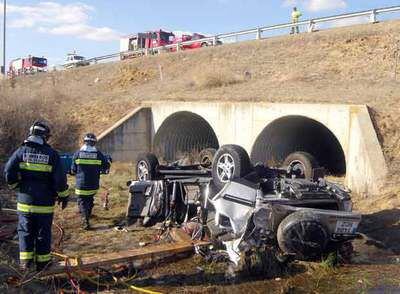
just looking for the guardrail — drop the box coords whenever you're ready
[84,5,400,65]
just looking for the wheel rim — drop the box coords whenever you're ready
[137,161,149,181]
[287,160,306,178]
[216,153,235,183]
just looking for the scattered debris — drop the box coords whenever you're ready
[114,226,128,232]
[40,228,209,277]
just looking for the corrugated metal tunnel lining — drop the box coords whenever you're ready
[153,111,219,162]
[250,115,346,175]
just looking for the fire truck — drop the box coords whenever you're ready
[120,30,211,60]
[8,56,47,77]
[120,30,174,60]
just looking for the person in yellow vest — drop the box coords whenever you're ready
[291,7,302,34]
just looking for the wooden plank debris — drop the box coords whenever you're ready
[41,228,210,276]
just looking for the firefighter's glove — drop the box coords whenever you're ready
[57,196,69,210]
[8,182,19,191]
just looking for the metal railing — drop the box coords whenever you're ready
[83,5,400,65]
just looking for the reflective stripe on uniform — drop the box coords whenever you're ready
[17,203,54,214]
[36,253,51,262]
[75,189,98,196]
[58,189,69,198]
[75,159,102,165]
[8,182,19,189]
[20,251,34,260]
[19,162,52,172]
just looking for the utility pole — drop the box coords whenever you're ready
[2,0,6,77]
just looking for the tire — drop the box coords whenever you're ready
[199,148,217,168]
[277,211,329,261]
[136,153,159,181]
[211,145,252,190]
[283,151,319,180]
[201,42,208,48]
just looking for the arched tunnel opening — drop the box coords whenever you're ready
[250,116,346,176]
[153,111,219,162]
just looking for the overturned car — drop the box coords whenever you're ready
[127,144,361,267]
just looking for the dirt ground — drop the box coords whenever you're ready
[1,164,399,293]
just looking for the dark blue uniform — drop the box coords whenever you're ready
[71,146,110,221]
[4,138,69,266]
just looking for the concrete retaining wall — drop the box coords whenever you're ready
[97,107,153,162]
[346,106,387,195]
[151,102,350,159]
[98,102,387,195]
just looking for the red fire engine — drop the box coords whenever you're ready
[120,30,211,60]
[8,56,48,77]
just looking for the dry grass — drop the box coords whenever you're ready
[110,63,156,89]
[0,87,81,155]
[191,69,245,89]
[2,21,400,163]
[1,19,400,206]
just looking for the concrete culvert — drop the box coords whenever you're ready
[250,115,346,176]
[153,111,219,162]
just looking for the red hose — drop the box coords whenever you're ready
[65,258,80,293]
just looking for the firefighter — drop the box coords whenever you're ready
[71,133,110,230]
[4,121,69,272]
[291,7,302,34]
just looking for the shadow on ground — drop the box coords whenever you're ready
[359,209,400,254]
[133,263,307,288]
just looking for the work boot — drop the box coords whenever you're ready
[83,218,91,230]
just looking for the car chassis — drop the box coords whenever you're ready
[128,146,361,267]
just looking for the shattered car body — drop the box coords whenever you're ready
[209,176,361,264]
[129,145,361,268]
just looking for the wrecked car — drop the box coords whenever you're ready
[127,144,361,268]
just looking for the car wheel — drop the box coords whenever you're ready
[136,153,159,181]
[283,151,319,180]
[277,210,329,261]
[212,145,252,190]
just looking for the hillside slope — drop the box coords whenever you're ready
[1,20,400,181]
